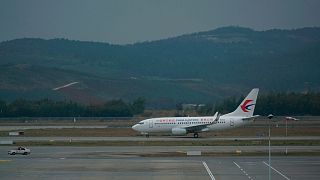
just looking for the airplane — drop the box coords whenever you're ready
[285,116,299,121]
[132,88,259,138]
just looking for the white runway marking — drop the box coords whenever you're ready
[233,162,254,180]
[202,161,216,180]
[263,161,290,180]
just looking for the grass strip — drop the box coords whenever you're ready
[3,140,320,146]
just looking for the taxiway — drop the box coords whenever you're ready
[0,146,319,179]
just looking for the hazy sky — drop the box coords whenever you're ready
[1,0,320,44]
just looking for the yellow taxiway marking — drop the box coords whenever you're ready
[0,160,12,163]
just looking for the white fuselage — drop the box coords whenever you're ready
[132,114,252,134]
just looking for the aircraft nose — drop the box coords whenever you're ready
[132,124,139,131]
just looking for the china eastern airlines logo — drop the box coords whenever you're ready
[241,100,255,112]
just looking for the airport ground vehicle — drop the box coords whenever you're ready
[8,147,31,155]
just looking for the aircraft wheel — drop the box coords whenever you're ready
[193,133,199,138]
[146,134,150,138]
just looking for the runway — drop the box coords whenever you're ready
[0,146,319,179]
[1,146,320,155]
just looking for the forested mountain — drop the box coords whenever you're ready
[1,26,320,108]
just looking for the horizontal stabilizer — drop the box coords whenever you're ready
[242,115,260,121]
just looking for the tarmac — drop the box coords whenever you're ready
[0,146,319,180]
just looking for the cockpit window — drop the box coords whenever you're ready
[138,122,144,125]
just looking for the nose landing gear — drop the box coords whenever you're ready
[193,133,199,138]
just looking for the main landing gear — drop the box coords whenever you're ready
[193,133,199,138]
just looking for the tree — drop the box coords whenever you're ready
[130,97,145,115]
[0,99,7,117]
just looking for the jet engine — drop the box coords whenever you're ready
[171,128,187,135]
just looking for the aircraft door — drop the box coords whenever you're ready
[149,120,153,128]
[230,119,234,127]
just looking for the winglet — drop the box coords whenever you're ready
[214,112,220,122]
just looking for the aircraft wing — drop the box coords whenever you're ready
[184,112,220,133]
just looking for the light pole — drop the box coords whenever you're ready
[267,114,274,180]
[284,116,299,155]
[285,118,288,155]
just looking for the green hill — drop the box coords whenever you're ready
[1,26,320,108]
